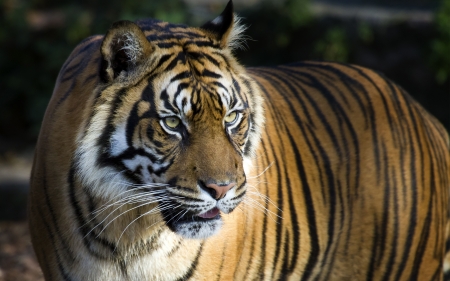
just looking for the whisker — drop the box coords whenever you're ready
[82,193,168,229]
[82,188,184,236]
[240,201,279,223]
[247,162,274,179]
[246,185,282,213]
[114,202,177,250]
[90,187,167,216]
[174,209,189,224]
[91,199,164,239]
[88,188,176,218]
[242,197,282,223]
[142,205,186,231]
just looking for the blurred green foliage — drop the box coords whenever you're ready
[314,27,349,62]
[0,0,448,147]
[431,0,450,84]
[0,0,188,143]
[357,21,374,44]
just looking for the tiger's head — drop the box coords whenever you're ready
[75,1,263,239]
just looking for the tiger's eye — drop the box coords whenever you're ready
[164,116,180,129]
[224,111,238,124]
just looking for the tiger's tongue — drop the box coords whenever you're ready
[198,207,220,219]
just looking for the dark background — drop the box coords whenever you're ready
[0,0,448,151]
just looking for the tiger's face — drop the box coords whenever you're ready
[76,17,262,239]
[156,76,249,238]
[124,63,250,239]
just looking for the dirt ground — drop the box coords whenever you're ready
[0,148,44,280]
[0,221,44,281]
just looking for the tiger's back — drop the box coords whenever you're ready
[28,1,450,280]
[244,62,450,279]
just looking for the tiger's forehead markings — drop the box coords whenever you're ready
[154,61,238,117]
[135,23,246,118]
[138,20,219,50]
[156,74,228,119]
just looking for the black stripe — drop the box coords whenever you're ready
[171,71,191,82]
[68,162,118,258]
[157,54,173,68]
[253,82,284,279]
[56,79,77,106]
[174,82,191,102]
[163,52,186,73]
[242,216,259,280]
[271,104,300,277]
[97,87,127,152]
[258,68,346,278]
[296,63,369,126]
[393,94,420,280]
[293,132,320,281]
[60,61,83,82]
[84,72,98,84]
[259,68,345,167]
[215,242,227,281]
[187,52,220,67]
[381,168,399,281]
[157,42,177,49]
[200,52,221,67]
[304,125,338,275]
[377,142,390,265]
[281,231,291,279]
[42,164,76,263]
[366,142,389,281]
[230,77,241,107]
[269,110,286,279]
[342,65,383,183]
[255,172,269,280]
[292,63,377,184]
[256,70,323,277]
[202,69,221,79]
[230,190,246,201]
[126,100,141,147]
[409,115,440,279]
[175,243,204,281]
[242,140,272,281]
[291,65,362,199]
[59,37,98,75]
[409,189,433,280]
[184,40,219,49]
[367,216,380,281]
[258,68,347,279]
[258,68,317,129]
[38,206,73,281]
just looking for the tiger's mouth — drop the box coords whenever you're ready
[161,206,224,239]
[165,207,221,223]
[197,207,220,219]
[159,181,245,239]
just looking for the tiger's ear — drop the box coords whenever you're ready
[200,0,244,50]
[100,20,152,82]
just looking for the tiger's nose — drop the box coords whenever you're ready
[206,182,235,200]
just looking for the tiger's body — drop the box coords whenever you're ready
[28,1,450,280]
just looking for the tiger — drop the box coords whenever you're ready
[28,0,450,280]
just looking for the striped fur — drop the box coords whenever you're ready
[29,2,450,280]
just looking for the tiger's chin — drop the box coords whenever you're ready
[162,208,224,239]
